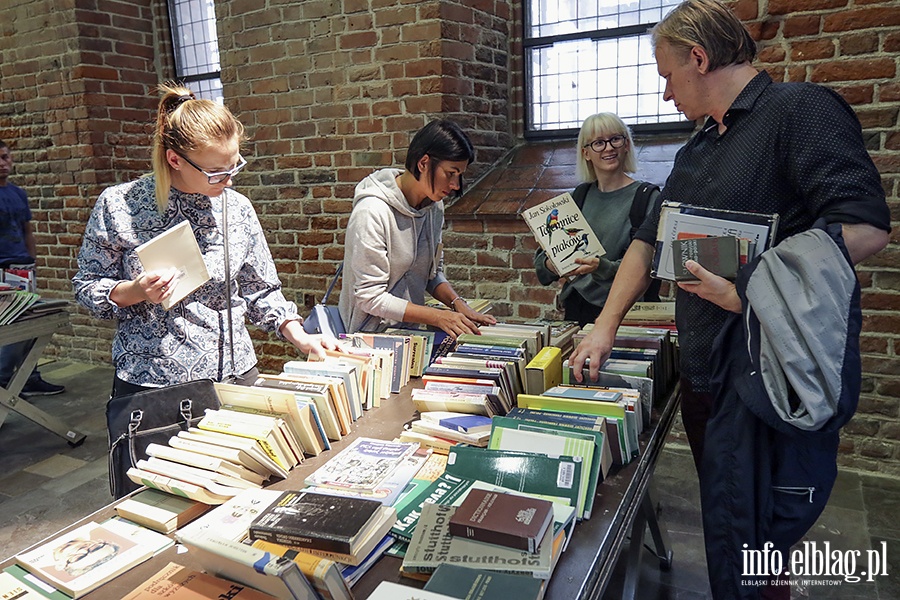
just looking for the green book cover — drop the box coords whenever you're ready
[488,424,594,520]
[390,472,474,542]
[3,565,77,600]
[424,563,544,600]
[490,415,603,520]
[506,407,627,467]
[445,446,581,516]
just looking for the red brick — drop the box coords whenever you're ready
[834,84,874,105]
[768,0,848,15]
[810,58,896,83]
[790,39,835,61]
[824,6,900,32]
[781,15,822,38]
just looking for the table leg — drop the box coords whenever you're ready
[0,331,86,446]
[621,487,674,600]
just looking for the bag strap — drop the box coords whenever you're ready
[322,263,343,304]
[572,182,592,211]
[222,195,237,381]
[629,182,660,239]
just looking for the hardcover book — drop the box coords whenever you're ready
[248,490,397,562]
[435,413,492,434]
[521,192,606,277]
[671,235,740,281]
[402,503,555,579]
[423,563,544,600]
[448,489,553,553]
[445,445,581,516]
[652,202,778,281]
[122,561,278,599]
[14,518,173,599]
[390,472,474,542]
[487,425,593,520]
[2,565,72,600]
[114,488,210,534]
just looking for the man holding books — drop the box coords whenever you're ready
[570,1,890,598]
[0,140,65,397]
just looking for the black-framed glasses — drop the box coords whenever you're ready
[176,152,247,184]
[584,135,627,153]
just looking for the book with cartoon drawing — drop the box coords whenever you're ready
[522,192,606,276]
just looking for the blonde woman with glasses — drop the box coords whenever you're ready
[74,83,336,398]
[534,112,660,326]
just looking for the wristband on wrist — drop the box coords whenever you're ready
[448,296,463,311]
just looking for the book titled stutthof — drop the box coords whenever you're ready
[448,489,553,553]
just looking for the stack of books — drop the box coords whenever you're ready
[0,288,40,325]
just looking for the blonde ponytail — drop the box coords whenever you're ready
[151,82,245,212]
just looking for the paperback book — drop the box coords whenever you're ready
[304,437,419,492]
[14,518,173,599]
[122,561,278,599]
[521,192,606,277]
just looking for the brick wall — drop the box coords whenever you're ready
[0,0,168,365]
[1,1,898,473]
[213,0,514,371]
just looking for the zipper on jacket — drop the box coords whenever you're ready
[773,485,815,503]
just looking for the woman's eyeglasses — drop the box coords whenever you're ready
[584,135,627,153]
[176,152,247,184]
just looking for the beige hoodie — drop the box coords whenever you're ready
[338,168,448,333]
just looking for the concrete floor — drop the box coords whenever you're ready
[2,360,899,599]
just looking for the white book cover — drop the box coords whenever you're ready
[14,518,172,598]
[521,192,606,276]
[134,220,210,310]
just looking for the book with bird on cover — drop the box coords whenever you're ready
[522,192,606,276]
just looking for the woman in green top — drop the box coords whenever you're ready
[534,113,661,326]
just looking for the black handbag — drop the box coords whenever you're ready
[106,379,220,499]
[303,264,346,337]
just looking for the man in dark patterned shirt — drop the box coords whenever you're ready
[571,0,889,597]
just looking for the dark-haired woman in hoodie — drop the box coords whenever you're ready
[339,120,495,337]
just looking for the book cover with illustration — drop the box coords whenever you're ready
[14,518,172,598]
[521,192,606,276]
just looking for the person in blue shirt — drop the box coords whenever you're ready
[0,140,66,396]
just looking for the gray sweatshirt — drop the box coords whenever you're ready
[338,168,448,333]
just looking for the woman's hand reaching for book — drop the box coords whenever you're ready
[281,319,342,359]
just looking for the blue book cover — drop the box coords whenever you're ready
[438,414,492,433]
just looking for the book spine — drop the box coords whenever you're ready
[248,525,353,556]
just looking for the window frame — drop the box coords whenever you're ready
[522,5,694,139]
[166,0,223,103]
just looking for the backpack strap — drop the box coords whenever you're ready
[629,182,660,239]
[572,182,593,211]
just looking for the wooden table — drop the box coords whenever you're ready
[0,311,86,446]
[1,380,680,599]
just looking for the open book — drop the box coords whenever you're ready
[522,192,606,276]
[135,220,210,310]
